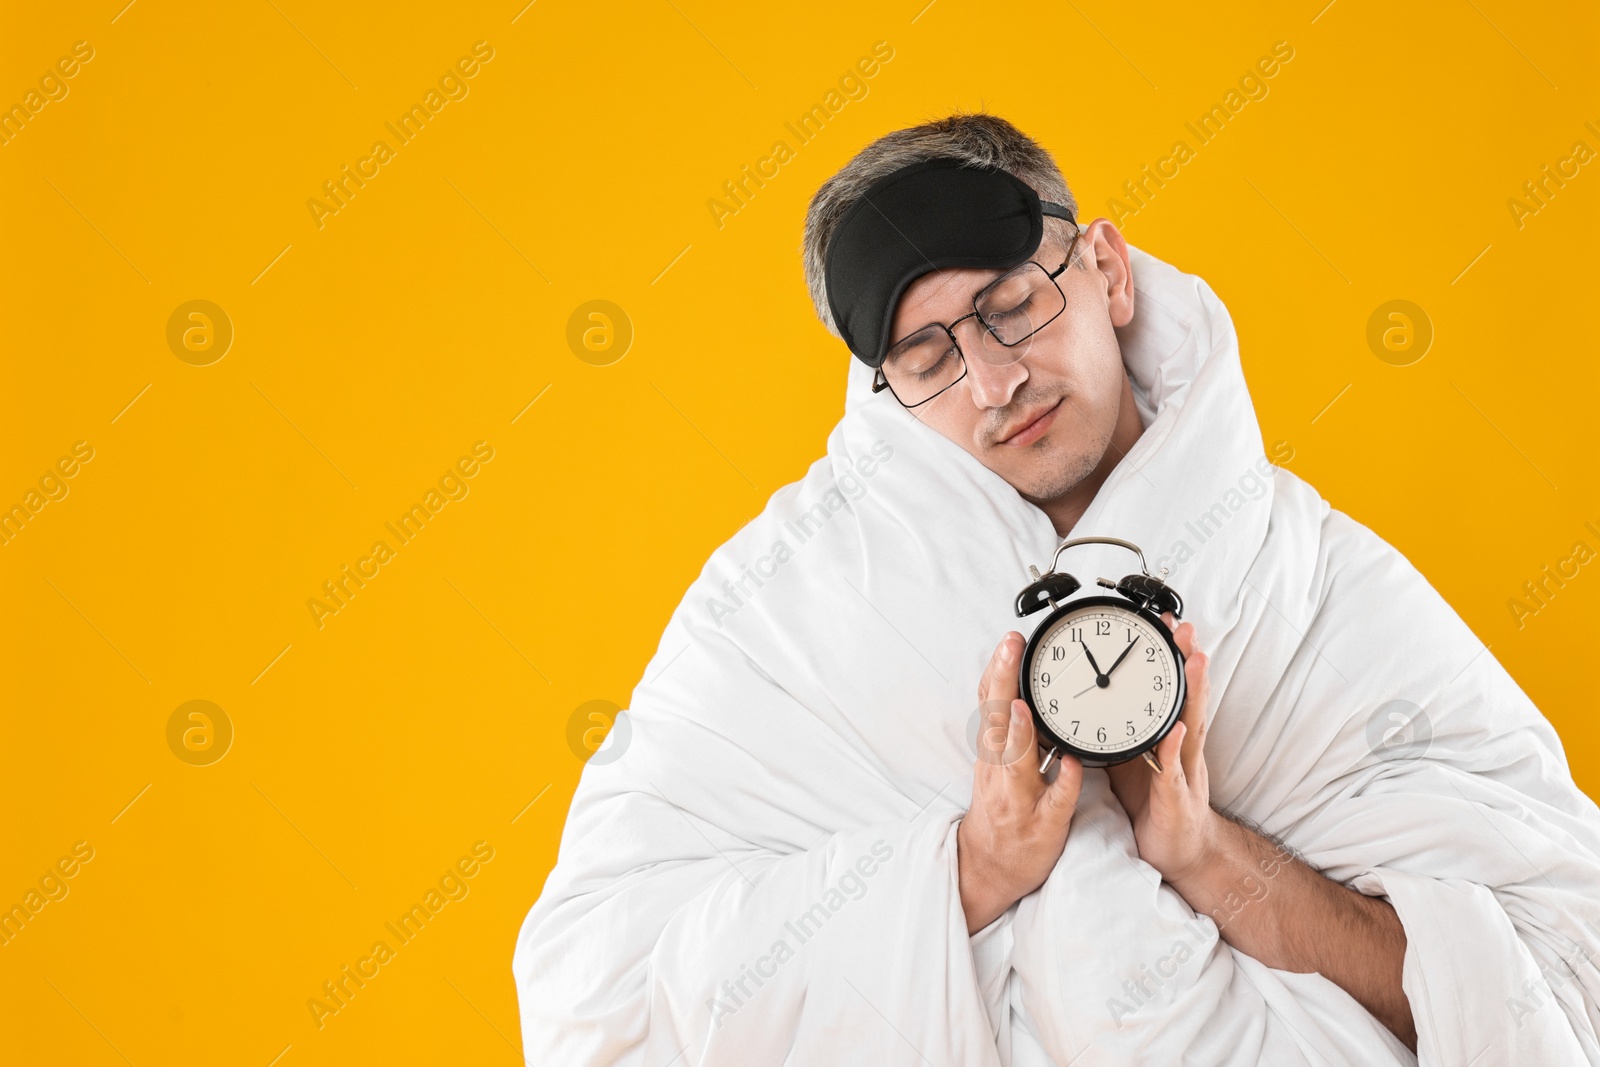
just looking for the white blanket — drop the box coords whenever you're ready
[513,246,1600,1065]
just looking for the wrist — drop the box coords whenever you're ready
[1156,807,1231,890]
[956,820,1013,934]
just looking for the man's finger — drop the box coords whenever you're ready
[1002,698,1041,775]
[1153,721,1188,790]
[996,633,1022,704]
[980,632,1023,703]
[1171,619,1196,658]
[976,634,1023,766]
[1181,651,1210,779]
[977,704,1010,764]
[1044,753,1084,819]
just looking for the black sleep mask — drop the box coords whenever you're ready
[823,157,1077,368]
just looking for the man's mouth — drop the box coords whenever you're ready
[997,398,1063,447]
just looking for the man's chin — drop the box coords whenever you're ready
[996,454,1097,505]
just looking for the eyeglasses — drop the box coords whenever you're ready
[872,225,1082,409]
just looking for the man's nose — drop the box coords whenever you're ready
[959,325,1029,409]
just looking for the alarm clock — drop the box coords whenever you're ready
[1014,536,1186,773]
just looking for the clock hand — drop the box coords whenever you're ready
[1077,638,1106,682]
[1103,636,1141,680]
[1072,681,1098,699]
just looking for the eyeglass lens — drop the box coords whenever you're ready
[881,260,1066,407]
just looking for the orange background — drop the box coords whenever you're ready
[1,1,1596,1063]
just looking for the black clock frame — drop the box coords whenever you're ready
[1016,594,1188,769]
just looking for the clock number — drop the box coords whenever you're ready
[1047,698,1059,714]
[1096,726,1107,743]
[1095,620,1110,636]
[1040,671,1051,687]
[1070,720,1080,736]
[1051,645,1066,661]
[1145,646,1157,662]
[1145,702,1156,717]
[1069,627,1082,642]
[1153,675,1164,691]
[1126,721,1135,736]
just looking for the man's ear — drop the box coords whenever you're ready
[1080,219,1135,328]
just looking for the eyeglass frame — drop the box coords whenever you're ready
[870,221,1084,410]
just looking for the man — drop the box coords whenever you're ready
[808,112,1419,1045]
[516,114,1600,1065]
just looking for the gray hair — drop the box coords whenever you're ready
[801,112,1080,341]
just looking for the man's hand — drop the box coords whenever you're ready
[1106,613,1217,883]
[958,631,1083,934]
[1107,616,1417,1051]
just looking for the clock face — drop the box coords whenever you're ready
[1020,598,1184,763]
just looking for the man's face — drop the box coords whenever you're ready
[885,220,1138,505]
